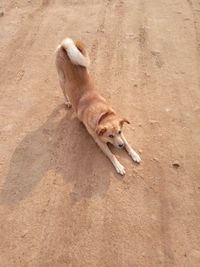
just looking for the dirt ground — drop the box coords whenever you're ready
[0,0,200,266]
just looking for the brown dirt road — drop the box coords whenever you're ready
[1,0,200,266]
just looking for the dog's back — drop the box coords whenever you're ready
[55,38,92,111]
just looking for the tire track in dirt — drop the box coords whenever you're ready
[137,1,200,265]
[136,1,175,264]
[186,0,200,89]
[90,0,128,104]
[89,0,112,68]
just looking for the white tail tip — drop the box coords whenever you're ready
[60,38,90,67]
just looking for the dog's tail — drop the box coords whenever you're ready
[57,38,90,68]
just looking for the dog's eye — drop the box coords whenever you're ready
[109,135,114,138]
[118,130,121,134]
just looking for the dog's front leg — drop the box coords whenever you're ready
[121,133,141,163]
[94,138,125,175]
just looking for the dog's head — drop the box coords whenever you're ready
[95,112,130,148]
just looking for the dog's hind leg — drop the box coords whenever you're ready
[94,138,125,175]
[121,133,141,163]
[58,71,72,108]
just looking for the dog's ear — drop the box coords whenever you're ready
[120,119,130,127]
[96,126,107,136]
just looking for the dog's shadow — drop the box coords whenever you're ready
[0,104,113,205]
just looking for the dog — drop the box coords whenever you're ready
[55,38,141,175]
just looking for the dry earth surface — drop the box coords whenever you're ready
[0,0,200,266]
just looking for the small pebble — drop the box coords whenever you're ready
[97,29,104,33]
[165,107,171,112]
[144,72,150,78]
[172,161,180,168]
[0,11,4,17]
[149,120,159,124]
[126,33,134,38]
[21,230,28,238]
[153,157,159,162]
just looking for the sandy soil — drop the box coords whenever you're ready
[0,0,200,266]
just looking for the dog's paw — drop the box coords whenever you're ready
[115,161,126,175]
[65,101,72,109]
[129,150,141,163]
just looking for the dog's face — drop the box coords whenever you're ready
[96,118,130,148]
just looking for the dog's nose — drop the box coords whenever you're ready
[118,143,124,148]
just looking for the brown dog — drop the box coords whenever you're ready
[55,38,141,175]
